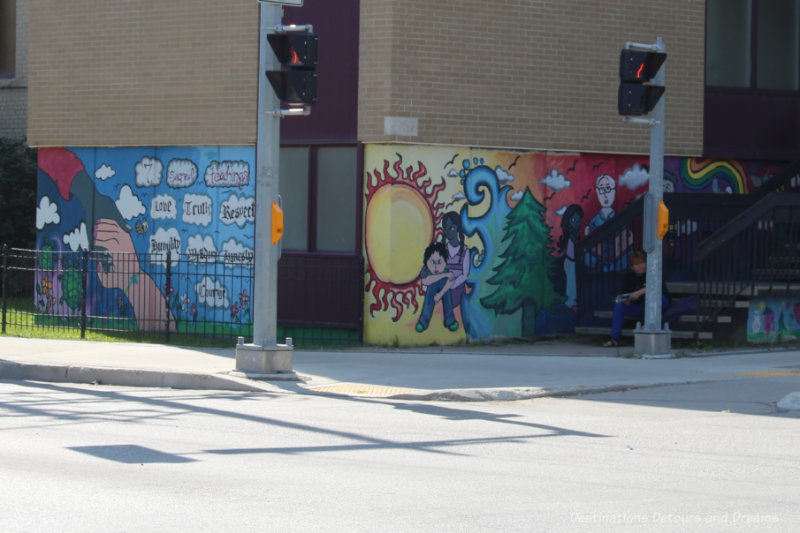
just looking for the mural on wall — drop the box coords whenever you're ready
[362,145,784,346]
[35,146,255,334]
[31,144,783,345]
[748,298,800,343]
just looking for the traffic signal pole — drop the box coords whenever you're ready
[235,2,294,375]
[622,37,672,358]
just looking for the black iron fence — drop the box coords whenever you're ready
[1,245,363,347]
[576,156,800,338]
[695,192,800,332]
[576,192,769,333]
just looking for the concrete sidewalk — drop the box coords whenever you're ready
[1,336,799,402]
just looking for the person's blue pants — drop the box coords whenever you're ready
[610,295,670,340]
[417,278,455,331]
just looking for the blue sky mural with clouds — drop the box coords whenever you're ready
[35,146,256,331]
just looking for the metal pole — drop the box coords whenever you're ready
[635,36,672,357]
[252,1,281,348]
[165,250,172,344]
[235,1,294,375]
[80,249,88,339]
[2,244,7,334]
[644,37,665,332]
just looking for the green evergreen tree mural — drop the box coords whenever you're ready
[480,187,565,336]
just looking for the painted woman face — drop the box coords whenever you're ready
[568,212,582,237]
[443,216,459,243]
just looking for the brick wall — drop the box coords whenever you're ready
[27,0,705,156]
[27,0,258,147]
[358,0,706,157]
[0,88,27,138]
[0,0,29,139]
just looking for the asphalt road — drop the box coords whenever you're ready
[2,377,798,532]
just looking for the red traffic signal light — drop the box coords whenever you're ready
[267,32,317,68]
[620,50,665,83]
[266,31,318,106]
[618,49,666,116]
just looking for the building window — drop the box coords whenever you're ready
[279,147,311,250]
[279,145,359,253]
[756,0,799,89]
[316,147,358,252]
[707,0,800,90]
[0,0,15,78]
[706,0,751,87]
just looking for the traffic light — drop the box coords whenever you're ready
[266,30,318,107]
[618,49,666,116]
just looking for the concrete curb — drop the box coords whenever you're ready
[385,382,700,402]
[3,359,683,402]
[0,360,285,394]
[3,355,798,407]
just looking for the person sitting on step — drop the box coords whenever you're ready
[604,250,671,347]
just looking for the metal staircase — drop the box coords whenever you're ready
[574,158,800,343]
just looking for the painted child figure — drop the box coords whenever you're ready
[415,242,459,333]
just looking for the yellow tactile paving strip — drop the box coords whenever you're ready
[308,382,425,397]
[727,369,800,378]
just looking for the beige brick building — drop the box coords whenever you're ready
[26,0,705,156]
[358,0,705,156]
[27,0,258,147]
[0,0,29,139]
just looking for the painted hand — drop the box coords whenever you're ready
[94,218,140,290]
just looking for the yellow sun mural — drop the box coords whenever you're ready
[365,183,433,285]
[364,153,447,324]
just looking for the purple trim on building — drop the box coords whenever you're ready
[280,0,360,143]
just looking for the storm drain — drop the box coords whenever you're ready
[308,383,425,397]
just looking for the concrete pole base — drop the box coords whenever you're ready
[235,342,294,374]
[634,330,674,359]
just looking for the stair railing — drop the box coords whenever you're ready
[576,157,800,338]
[575,193,752,329]
[695,192,800,334]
